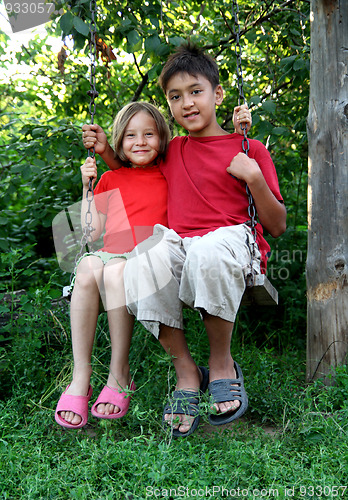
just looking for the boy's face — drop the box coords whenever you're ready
[165,72,224,137]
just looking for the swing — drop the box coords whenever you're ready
[61,0,278,307]
[232,0,278,306]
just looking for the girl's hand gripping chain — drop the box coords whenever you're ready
[81,157,98,188]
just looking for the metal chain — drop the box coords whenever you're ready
[67,0,98,294]
[231,0,245,108]
[87,0,99,131]
[82,0,99,247]
[82,0,98,246]
[232,0,257,287]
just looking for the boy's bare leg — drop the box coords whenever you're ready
[204,314,240,414]
[160,325,202,434]
[59,256,104,426]
[93,259,135,416]
[160,315,238,432]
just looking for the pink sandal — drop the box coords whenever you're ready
[91,381,136,419]
[55,385,93,429]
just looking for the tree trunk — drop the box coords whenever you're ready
[306,0,348,382]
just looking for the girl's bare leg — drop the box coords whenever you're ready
[59,255,104,425]
[93,258,135,416]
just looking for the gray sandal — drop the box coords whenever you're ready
[208,361,248,425]
[163,389,201,438]
[162,366,209,438]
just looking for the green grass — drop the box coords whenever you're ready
[1,288,347,499]
[1,375,347,499]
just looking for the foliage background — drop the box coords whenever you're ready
[1,0,309,343]
[2,2,346,499]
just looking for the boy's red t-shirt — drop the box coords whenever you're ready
[160,134,283,271]
[94,164,168,253]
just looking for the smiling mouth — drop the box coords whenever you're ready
[184,112,199,119]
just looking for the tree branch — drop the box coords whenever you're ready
[208,0,301,52]
[131,72,149,102]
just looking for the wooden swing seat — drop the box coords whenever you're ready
[63,273,278,308]
[240,274,278,306]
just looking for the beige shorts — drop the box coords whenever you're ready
[124,224,261,338]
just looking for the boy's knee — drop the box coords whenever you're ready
[185,239,244,284]
[186,239,221,271]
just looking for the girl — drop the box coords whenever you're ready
[55,102,170,428]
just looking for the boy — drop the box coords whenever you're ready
[83,43,286,437]
[124,42,285,436]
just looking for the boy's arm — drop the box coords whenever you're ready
[82,124,121,171]
[227,152,286,238]
[81,157,107,240]
[233,104,252,135]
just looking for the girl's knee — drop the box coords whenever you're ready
[77,255,104,272]
[75,256,104,288]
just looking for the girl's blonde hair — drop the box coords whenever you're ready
[112,102,171,165]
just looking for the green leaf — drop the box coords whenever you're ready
[280,55,296,66]
[60,12,74,35]
[250,95,261,106]
[71,144,82,157]
[272,127,289,136]
[144,34,161,53]
[139,53,149,66]
[45,151,55,163]
[127,30,141,47]
[57,143,70,157]
[33,159,46,168]
[262,100,276,114]
[32,128,44,138]
[73,17,90,37]
[257,120,273,137]
[22,165,32,181]
[21,302,34,313]
[293,58,306,71]
[148,63,163,80]
[149,17,160,29]
[0,239,9,251]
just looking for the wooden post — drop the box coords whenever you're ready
[306,0,348,382]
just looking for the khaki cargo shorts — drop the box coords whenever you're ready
[124,224,261,338]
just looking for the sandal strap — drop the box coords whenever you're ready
[163,390,200,417]
[209,379,242,404]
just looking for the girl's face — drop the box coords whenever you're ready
[122,111,160,168]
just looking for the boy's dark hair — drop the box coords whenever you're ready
[158,41,220,93]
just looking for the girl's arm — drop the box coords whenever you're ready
[82,124,121,171]
[81,157,107,240]
[227,152,287,238]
